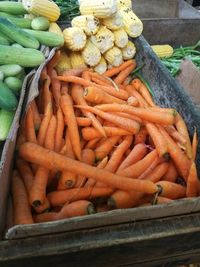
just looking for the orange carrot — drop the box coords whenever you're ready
[63,68,85,77]
[142,162,169,183]
[71,84,106,137]
[85,138,100,149]
[30,100,41,131]
[54,107,65,152]
[127,96,139,107]
[108,190,142,209]
[50,69,61,108]
[110,112,143,124]
[44,115,57,151]
[114,62,136,84]
[154,196,173,205]
[40,66,48,82]
[137,156,164,180]
[164,125,187,145]
[47,50,61,74]
[43,75,52,111]
[192,128,198,161]
[156,181,186,199]
[90,72,113,86]
[103,60,134,77]
[25,106,37,144]
[76,117,92,127]
[95,135,121,160]
[162,160,178,183]
[11,170,33,225]
[82,70,92,80]
[75,105,141,134]
[61,84,69,95]
[34,212,58,223]
[16,159,34,192]
[19,142,159,194]
[186,161,199,198]
[134,126,148,144]
[95,104,176,125]
[125,85,149,108]
[60,94,82,160]
[82,126,131,140]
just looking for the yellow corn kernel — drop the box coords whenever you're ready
[117,0,132,8]
[71,15,100,36]
[104,46,123,67]
[70,52,87,69]
[94,56,107,74]
[113,28,128,48]
[22,0,60,22]
[90,26,114,54]
[55,49,72,75]
[49,22,63,37]
[121,41,136,60]
[101,11,123,30]
[82,40,101,67]
[79,0,117,19]
[119,6,143,38]
[151,45,174,58]
[63,27,87,51]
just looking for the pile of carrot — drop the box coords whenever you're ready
[10,50,199,226]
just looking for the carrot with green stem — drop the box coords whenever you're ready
[104,60,135,77]
[19,142,159,194]
[192,127,198,161]
[25,106,37,144]
[95,135,121,160]
[54,107,65,153]
[156,181,186,199]
[114,62,136,85]
[186,161,199,197]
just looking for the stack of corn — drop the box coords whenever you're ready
[51,0,143,74]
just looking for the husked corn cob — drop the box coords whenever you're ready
[79,0,117,19]
[117,0,132,8]
[151,45,174,59]
[94,56,107,74]
[70,52,87,69]
[122,41,136,60]
[101,11,123,30]
[104,46,123,67]
[82,40,101,67]
[71,15,100,36]
[63,27,87,51]
[49,22,63,37]
[90,26,114,54]
[113,28,128,48]
[22,0,60,22]
[119,6,143,38]
[55,50,72,75]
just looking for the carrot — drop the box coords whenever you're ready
[58,200,96,219]
[158,126,191,180]
[85,138,100,149]
[5,196,14,230]
[54,107,65,152]
[82,70,92,80]
[47,50,61,74]
[37,102,53,146]
[134,126,148,144]
[145,122,168,158]
[156,181,186,199]
[154,196,173,205]
[117,149,158,178]
[186,162,199,198]
[137,156,164,180]
[76,117,92,127]
[110,112,143,124]
[34,212,58,223]
[114,62,136,84]
[50,69,61,108]
[108,190,142,209]
[71,84,106,137]
[103,59,134,77]
[192,127,198,161]
[142,162,169,183]
[44,115,57,151]
[16,159,34,192]
[95,135,121,160]
[83,86,125,105]
[30,100,41,131]
[82,126,131,140]
[43,75,52,111]
[60,94,82,160]
[90,72,113,86]
[164,125,187,145]
[63,68,85,77]
[19,142,159,194]
[125,85,149,108]
[162,160,178,183]
[25,106,37,144]
[175,113,193,160]
[75,105,140,134]
[96,205,111,213]
[95,104,176,125]
[11,170,33,225]
[16,132,26,151]
[40,66,48,82]
[127,96,139,107]
[61,84,69,95]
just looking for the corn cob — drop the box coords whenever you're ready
[151,45,174,59]
[104,46,123,67]
[82,40,101,67]
[49,22,63,37]
[22,0,60,22]
[55,49,72,75]
[121,41,136,60]
[101,11,123,30]
[71,15,100,36]
[94,56,107,74]
[70,52,87,69]
[63,27,87,51]
[119,6,143,38]
[90,26,114,54]
[113,28,128,48]
[117,0,132,8]
[79,0,117,19]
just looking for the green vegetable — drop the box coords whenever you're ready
[54,0,80,21]
[11,43,23,49]
[0,71,4,81]
[0,1,27,15]
[31,17,50,31]
[0,17,39,49]
[0,30,13,44]
[0,64,23,77]
[0,109,15,141]
[0,12,32,28]
[0,35,10,45]
[4,76,23,95]
[0,45,45,67]
[0,81,18,111]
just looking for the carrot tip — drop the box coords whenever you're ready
[163,153,170,160]
[65,180,75,188]
[87,204,96,215]
[32,200,42,207]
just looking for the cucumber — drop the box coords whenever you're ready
[24,29,64,47]
[0,12,32,28]
[0,2,27,16]
[0,11,17,18]
[12,43,23,48]
[4,77,23,95]
[15,68,26,80]
[0,35,10,45]
[0,109,15,141]
[0,64,23,77]
[0,17,40,49]
[31,17,50,31]
[0,71,4,81]
[0,45,45,67]
[0,31,12,44]
[0,81,18,111]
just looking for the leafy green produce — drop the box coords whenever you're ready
[53,0,80,21]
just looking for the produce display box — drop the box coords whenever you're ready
[1,35,200,244]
